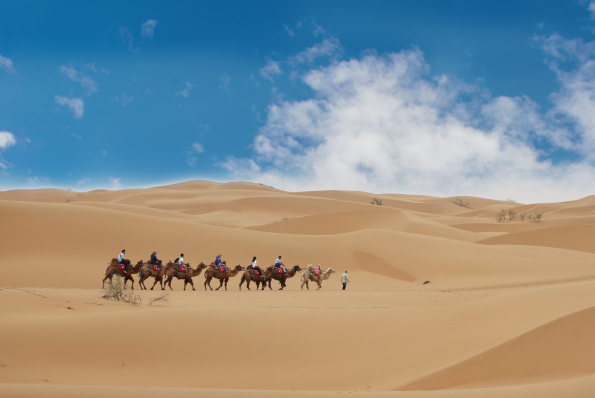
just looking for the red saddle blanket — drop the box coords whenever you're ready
[178,265,187,273]
[152,264,160,272]
[313,268,321,276]
[119,263,126,271]
[216,265,226,272]
[276,267,284,275]
[250,269,261,277]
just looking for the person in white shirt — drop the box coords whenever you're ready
[250,256,264,275]
[117,249,130,265]
[341,270,350,290]
[178,253,189,274]
[275,255,287,274]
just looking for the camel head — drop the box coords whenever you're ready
[329,268,336,273]
[136,260,145,266]
[166,261,175,267]
[292,265,302,272]
[233,265,246,272]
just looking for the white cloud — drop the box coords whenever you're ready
[109,177,123,190]
[111,94,134,105]
[284,24,295,37]
[0,131,16,150]
[312,21,326,37]
[26,176,50,186]
[187,157,197,167]
[176,82,194,97]
[220,73,230,91]
[290,37,342,65]
[101,69,110,75]
[192,142,204,153]
[223,48,595,203]
[141,19,158,39]
[85,63,97,72]
[77,177,91,186]
[0,162,7,170]
[589,1,595,18]
[55,96,84,119]
[0,54,16,74]
[119,27,138,51]
[60,66,98,94]
[260,58,283,82]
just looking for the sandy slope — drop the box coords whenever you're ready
[1,180,595,397]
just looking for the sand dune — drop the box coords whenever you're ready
[2,181,595,397]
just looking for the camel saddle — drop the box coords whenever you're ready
[249,269,261,277]
[119,263,131,271]
[313,268,321,276]
[176,265,187,273]
[215,265,227,273]
[151,264,162,272]
[275,267,286,275]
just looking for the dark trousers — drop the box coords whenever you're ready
[342,282,347,290]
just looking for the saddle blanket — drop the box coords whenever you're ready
[250,269,261,277]
[313,268,321,276]
[176,266,187,273]
[276,267,285,275]
[152,264,161,272]
[216,265,227,272]
[119,263,131,271]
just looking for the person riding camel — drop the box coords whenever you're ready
[178,253,189,275]
[117,249,130,266]
[275,255,287,274]
[215,254,227,272]
[151,251,162,271]
[250,256,264,276]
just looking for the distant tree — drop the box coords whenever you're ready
[371,197,382,205]
[453,197,471,208]
[535,212,543,221]
[519,212,526,221]
[495,211,505,223]
[508,209,517,222]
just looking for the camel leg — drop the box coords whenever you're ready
[216,278,224,291]
[189,278,195,291]
[205,275,213,291]
[225,277,229,291]
[150,276,159,290]
[166,277,173,290]
[129,276,135,290]
[239,275,245,290]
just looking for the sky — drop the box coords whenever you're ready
[1,0,595,202]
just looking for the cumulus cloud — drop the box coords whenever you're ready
[223,47,595,203]
[60,66,98,94]
[109,177,123,190]
[260,58,283,82]
[590,1,595,18]
[0,131,16,150]
[176,82,194,97]
[55,96,84,119]
[26,176,50,186]
[192,142,204,153]
[0,54,16,74]
[290,37,343,65]
[119,27,138,51]
[141,19,158,39]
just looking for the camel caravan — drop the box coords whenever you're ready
[102,250,336,291]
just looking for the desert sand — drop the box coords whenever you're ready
[1,181,595,397]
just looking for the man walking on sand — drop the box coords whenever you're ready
[341,270,350,290]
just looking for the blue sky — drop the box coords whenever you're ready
[1,1,595,202]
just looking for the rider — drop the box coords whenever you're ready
[275,255,287,274]
[215,254,227,272]
[250,256,264,276]
[151,251,162,271]
[117,249,130,266]
[178,253,189,275]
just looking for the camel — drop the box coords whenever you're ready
[239,267,272,290]
[266,265,302,290]
[102,259,145,289]
[139,261,169,290]
[301,267,336,290]
[204,265,245,291]
[163,262,208,290]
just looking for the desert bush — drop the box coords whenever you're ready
[519,212,526,221]
[102,274,141,305]
[506,198,516,202]
[535,212,543,221]
[371,197,382,205]
[508,209,517,222]
[453,197,470,208]
[495,211,505,223]
[149,293,169,306]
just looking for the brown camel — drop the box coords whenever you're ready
[164,262,208,290]
[301,267,336,290]
[102,259,145,289]
[239,267,272,291]
[204,265,245,291]
[139,261,169,290]
[266,265,302,290]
